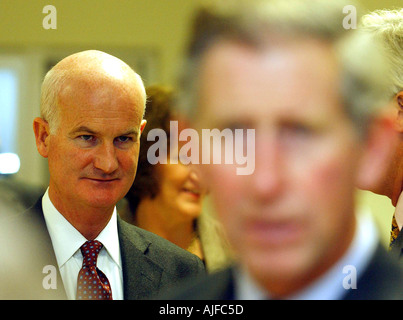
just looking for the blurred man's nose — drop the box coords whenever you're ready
[250,131,283,202]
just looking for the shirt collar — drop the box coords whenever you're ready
[289,208,378,300]
[234,208,379,300]
[42,188,121,269]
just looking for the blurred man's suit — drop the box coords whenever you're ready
[163,244,403,300]
[391,232,403,264]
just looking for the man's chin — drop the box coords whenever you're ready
[83,193,122,210]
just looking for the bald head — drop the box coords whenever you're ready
[40,50,146,133]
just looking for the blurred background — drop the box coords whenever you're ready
[0,0,401,246]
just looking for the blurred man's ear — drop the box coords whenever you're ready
[395,91,403,132]
[356,111,398,191]
[33,117,51,158]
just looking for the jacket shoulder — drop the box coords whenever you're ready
[343,244,403,300]
[158,266,235,300]
[118,217,205,278]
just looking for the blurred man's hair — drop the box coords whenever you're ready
[360,8,403,96]
[178,0,392,136]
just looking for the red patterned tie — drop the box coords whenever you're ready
[77,240,112,300]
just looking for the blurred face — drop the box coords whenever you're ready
[154,151,205,222]
[196,39,362,295]
[43,75,145,212]
[370,93,403,206]
[373,137,403,206]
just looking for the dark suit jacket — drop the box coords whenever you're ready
[1,198,205,299]
[160,244,403,300]
[390,230,403,265]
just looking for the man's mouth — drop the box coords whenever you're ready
[83,177,119,182]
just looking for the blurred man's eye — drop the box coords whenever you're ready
[282,123,313,136]
[278,121,318,148]
[223,121,252,132]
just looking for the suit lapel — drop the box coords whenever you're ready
[24,201,167,299]
[390,229,403,262]
[206,267,235,299]
[117,216,164,299]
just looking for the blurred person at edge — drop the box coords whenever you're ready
[159,0,403,300]
[359,8,403,262]
[6,50,204,299]
[0,191,63,299]
[120,85,233,272]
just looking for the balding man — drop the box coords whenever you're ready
[8,50,204,300]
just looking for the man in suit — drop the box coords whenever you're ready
[3,198,203,300]
[2,50,204,300]
[359,9,403,262]
[162,0,403,299]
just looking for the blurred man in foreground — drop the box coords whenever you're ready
[162,0,403,299]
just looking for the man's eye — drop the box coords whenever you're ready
[75,135,97,147]
[116,136,132,143]
[80,135,94,141]
[115,136,135,146]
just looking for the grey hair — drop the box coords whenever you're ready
[360,8,403,96]
[336,29,392,134]
[177,0,392,136]
[40,67,68,134]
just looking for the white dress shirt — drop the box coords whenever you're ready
[234,209,379,300]
[42,188,124,300]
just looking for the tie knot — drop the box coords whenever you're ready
[80,240,103,267]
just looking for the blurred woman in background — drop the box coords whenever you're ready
[121,85,232,271]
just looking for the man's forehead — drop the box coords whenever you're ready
[53,51,146,109]
[57,72,144,111]
[197,39,341,123]
[59,74,120,99]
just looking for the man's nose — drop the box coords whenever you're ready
[250,132,283,201]
[93,142,119,174]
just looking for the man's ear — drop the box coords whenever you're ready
[138,119,147,141]
[140,119,147,135]
[33,117,51,158]
[395,91,403,132]
[356,112,398,190]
